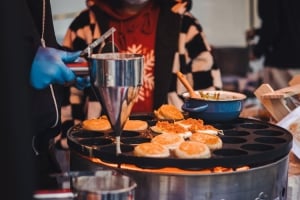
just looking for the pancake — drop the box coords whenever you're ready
[133,142,170,158]
[82,116,112,131]
[154,104,184,120]
[175,118,223,135]
[150,121,192,139]
[195,126,224,135]
[151,133,185,150]
[193,124,223,135]
[124,120,148,131]
[189,132,223,150]
[175,118,204,130]
[174,141,211,159]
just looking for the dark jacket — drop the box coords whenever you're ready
[253,0,300,68]
[2,0,64,197]
[24,0,64,153]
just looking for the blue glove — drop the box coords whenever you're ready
[30,46,81,89]
[75,76,91,90]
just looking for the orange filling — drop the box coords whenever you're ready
[156,121,187,134]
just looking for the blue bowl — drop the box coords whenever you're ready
[181,90,247,122]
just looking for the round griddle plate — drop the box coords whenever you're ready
[67,117,292,170]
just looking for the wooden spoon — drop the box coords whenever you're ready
[176,71,199,98]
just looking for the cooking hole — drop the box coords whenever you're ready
[241,144,274,151]
[255,137,286,144]
[240,123,269,129]
[100,144,134,153]
[147,120,157,127]
[79,138,113,146]
[221,137,247,144]
[212,124,235,130]
[121,137,151,145]
[253,130,284,137]
[109,131,140,137]
[72,131,105,138]
[213,149,248,156]
[234,118,247,123]
[224,130,249,136]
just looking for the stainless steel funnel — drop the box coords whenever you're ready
[89,53,144,154]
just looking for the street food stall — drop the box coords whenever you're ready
[42,26,296,198]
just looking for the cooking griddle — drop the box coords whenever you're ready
[67,117,292,170]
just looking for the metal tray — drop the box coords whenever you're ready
[67,117,292,170]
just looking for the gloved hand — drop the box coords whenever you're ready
[30,46,81,89]
[75,76,91,90]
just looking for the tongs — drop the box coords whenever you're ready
[80,27,116,57]
[67,27,117,75]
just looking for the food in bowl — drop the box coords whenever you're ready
[198,91,221,100]
[191,90,246,101]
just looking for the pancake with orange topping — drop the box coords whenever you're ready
[175,118,204,130]
[189,132,223,150]
[150,121,192,139]
[174,141,211,159]
[175,118,223,135]
[195,124,223,135]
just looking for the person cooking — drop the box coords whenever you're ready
[59,0,222,143]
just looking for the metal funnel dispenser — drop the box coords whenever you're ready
[89,53,144,154]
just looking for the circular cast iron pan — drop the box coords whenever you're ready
[67,117,292,170]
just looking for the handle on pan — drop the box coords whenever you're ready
[182,102,208,113]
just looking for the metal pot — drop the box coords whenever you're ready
[72,170,137,200]
[70,153,289,200]
[89,53,144,88]
[181,90,247,122]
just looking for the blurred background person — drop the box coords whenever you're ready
[59,0,222,149]
[246,0,300,91]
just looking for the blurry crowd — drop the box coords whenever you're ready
[246,0,300,91]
